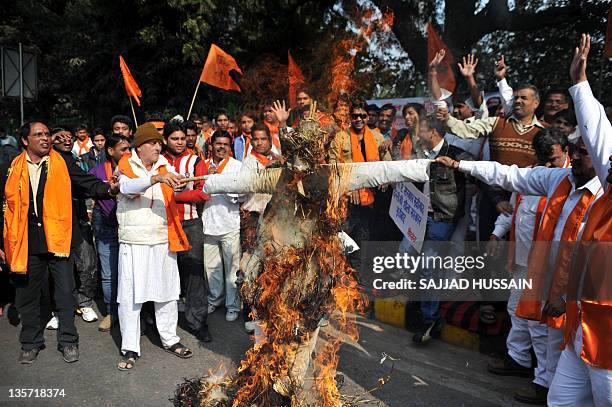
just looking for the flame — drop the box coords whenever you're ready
[328,7,395,115]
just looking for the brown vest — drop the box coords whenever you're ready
[489,117,539,167]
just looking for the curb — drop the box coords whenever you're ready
[374,296,480,351]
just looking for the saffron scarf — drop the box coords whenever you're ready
[76,136,91,156]
[349,126,380,206]
[250,151,270,167]
[117,155,190,252]
[4,150,73,273]
[565,189,612,369]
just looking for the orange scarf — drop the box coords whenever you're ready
[350,126,380,206]
[4,150,72,273]
[565,188,612,369]
[516,176,572,323]
[76,136,91,156]
[206,157,229,174]
[250,151,270,167]
[399,133,413,159]
[264,121,282,150]
[117,155,190,252]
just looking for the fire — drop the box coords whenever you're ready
[328,7,396,110]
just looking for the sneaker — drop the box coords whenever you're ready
[18,346,44,364]
[98,315,113,332]
[80,307,98,322]
[46,314,58,330]
[226,310,239,322]
[513,383,548,405]
[61,345,79,363]
[244,320,257,334]
[412,319,443,344]
[487,355,533,377]
[207,304,217,314]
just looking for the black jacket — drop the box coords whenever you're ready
[28,150,113,255]
[426,141,473,223]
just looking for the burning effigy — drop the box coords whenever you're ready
[175,105,430,407]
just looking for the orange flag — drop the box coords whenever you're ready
[605,6,612,57]
[288,50,305,107]
[199,44,243,92]
[427,23,456,93]
[119,55,142,106]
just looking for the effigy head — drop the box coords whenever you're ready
[280,102,329,172]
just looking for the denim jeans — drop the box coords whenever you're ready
[400,216,457,325]
[92,209,119,316]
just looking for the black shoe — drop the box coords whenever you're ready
[18,345,45,364]
[514,383,548,405]
[487,355,533,377]
[196,327,212,343]
[412,319,443,344]
[61,345,79,363]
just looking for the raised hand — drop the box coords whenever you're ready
[272,100,291,126]
[435,106,450,122]
[494,55,507,81]
[569,33,590,84]
[458,54,478,77]
[429,49,446,70]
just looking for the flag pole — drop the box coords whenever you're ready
[129,97,139,127]
[186,80,201,119]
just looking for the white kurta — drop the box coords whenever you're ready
[116,153,181,304]
[117,242,180,304]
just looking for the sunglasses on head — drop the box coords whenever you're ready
[351,113,368,120]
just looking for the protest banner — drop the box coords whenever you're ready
[389,182,429,252]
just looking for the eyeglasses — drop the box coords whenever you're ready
[351,113,368,120]
[31,131,51,138]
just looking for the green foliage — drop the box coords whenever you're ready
[0,0,609,132]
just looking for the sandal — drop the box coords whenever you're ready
[117,351,138,371]
[164,342,193,359]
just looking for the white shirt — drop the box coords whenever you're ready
[458,161,603,262]
[202,157,242,236]
[492,192,542,267]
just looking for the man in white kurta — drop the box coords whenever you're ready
[436,136,602,389]
[202,131,243,322]
[116,123,191,365]
[487,130,570,403]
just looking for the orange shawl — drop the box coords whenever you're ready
[250,151,270,167]
[565,188,612,369]
[516,176,572,323]
[4,150,72,273]
[117,155,190,252]
[350,126,380,206]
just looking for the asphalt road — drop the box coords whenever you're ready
[0,305,528,406]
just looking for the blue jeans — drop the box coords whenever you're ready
[92,210,119,316]
[400,216,457,325]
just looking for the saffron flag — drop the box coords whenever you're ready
[199,44,243,92]
[427,23,456,93]
[119,55,143,106]
[288,50,305,107]
[605,6,612,57]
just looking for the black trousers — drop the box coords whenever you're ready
[13,253,78,351]
[72,222,97,307]
[178,218,209,332]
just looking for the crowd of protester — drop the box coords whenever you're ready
[0,34,610,406]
